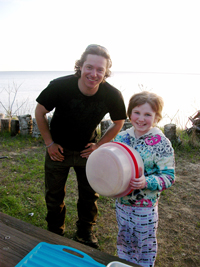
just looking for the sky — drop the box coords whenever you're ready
[0,0,200,74]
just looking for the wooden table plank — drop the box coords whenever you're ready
[0,212,141,267]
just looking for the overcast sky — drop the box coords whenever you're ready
[0,0,200,73]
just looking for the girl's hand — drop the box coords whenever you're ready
[129,167,147,190]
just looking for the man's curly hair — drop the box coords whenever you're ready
[74,44,112,82]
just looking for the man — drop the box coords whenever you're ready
[35,44,126,248]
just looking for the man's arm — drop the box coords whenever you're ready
[97,119,124,146]
[35,103,64,161]
[35,103,52,146]
[80,119,124,158]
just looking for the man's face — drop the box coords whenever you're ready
[80,54,107,91]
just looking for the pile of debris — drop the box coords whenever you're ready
[185,110,200,135]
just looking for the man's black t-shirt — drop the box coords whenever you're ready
[36,75,126,151]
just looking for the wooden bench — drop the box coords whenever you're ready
[0,212,141,267]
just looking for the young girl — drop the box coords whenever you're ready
[114,91,175,267]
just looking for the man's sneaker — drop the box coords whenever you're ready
[74,230,99,248]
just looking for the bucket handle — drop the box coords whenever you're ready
[32,242,104,265]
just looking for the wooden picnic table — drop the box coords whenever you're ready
[0,212,141,267]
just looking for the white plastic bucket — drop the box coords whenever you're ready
[86,142,144,197]
[107,261,132,267]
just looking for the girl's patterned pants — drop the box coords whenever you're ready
[116,201,158,267]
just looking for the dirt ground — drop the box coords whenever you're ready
[96,151,200,267]
[154,153,200,267]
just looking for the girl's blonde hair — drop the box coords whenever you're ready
[127,91,164,124]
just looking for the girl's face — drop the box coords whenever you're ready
[130,102,157,138]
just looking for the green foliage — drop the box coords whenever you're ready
[174,129,200,154]
[0,133,45,227]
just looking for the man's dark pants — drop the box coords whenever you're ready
[44,148,99,235]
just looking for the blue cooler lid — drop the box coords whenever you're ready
[15,242,106,267]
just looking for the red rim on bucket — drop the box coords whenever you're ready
[113,142,139,178]
[110,142,140,197]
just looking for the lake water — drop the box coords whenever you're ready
[0,71,199,129]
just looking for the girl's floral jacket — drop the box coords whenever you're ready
[114,126,175,207]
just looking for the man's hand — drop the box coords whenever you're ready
[80,143,99,159]
[48,143,64,162]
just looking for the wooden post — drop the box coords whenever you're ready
[11,120,19,136]
[121,119,132,131]
[18,114,33,135]
[101,119,112,137]
[1,119,11,132]
[164,124,177,143]
[32,118,40,138]
[100,119,132,137]
[0,113,5,131]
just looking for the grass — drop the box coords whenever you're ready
[1,129,200,266]
[0,134,46,228]
[0,132,118,252]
